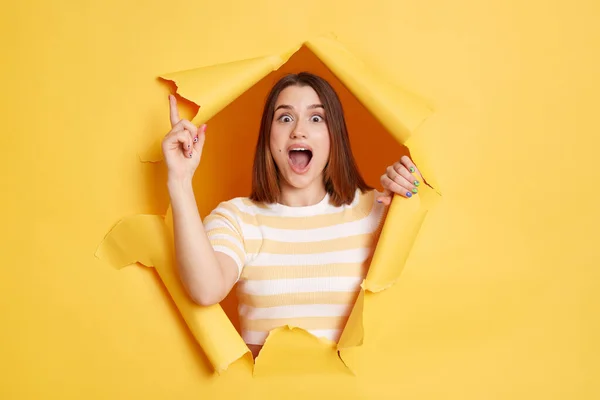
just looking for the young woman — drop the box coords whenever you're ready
[162,72,422,357]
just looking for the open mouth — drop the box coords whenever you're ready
[288,148,313,172]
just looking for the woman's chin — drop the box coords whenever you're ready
[282,176,312,189]
[281,171,321,190]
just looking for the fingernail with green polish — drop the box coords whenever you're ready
[409,167,415,173]
[414,180,420,186]
[412,188,418,194]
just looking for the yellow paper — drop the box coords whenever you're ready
[336,183,438,371]
[253,327,350,377]
[337,290,365,350]
[363,183,439,293]
[96,215,250,373]
[99,34,438,375]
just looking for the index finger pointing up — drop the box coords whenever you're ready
[169,95,180,127]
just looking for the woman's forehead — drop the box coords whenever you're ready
[275,85,322,109]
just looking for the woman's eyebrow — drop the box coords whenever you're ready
[274,104,324,111]
[274,104,293,111]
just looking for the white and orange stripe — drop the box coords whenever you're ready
[203,188,386,345]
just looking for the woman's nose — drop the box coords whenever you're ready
[291,131,306,139]
[290,125,307,139]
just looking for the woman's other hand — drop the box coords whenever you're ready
[377,155,423,205]
[161,95,207,183]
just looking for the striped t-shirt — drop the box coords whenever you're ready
[202,188,387,346]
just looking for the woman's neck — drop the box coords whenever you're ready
[278,182,327,207]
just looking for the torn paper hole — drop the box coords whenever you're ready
[252,326,349,377]
[98,33,440,375]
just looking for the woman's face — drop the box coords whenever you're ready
[269,85,331,192]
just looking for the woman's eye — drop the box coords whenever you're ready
[278,115,292,122]
[311,115,324,122]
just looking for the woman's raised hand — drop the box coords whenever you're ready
[161,95,207,182]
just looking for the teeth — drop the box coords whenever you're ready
[291,148,308,151]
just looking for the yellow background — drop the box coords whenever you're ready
[2,0,599,398]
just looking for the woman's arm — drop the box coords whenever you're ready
[168,178,239,306]
[162,95,238,306]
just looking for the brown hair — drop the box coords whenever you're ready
[249,72,371,206]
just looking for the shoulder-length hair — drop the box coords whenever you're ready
[249,72,371,206]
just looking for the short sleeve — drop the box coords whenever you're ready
[203,201,246,279]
